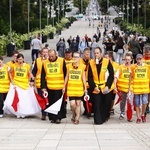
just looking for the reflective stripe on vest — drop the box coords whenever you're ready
[132,64,150,94]
[0,64,10,93]
[35,57,45,88]
[67,63,85,97]
[90,58,109,94]
[44,57,64,90]
[13,63,30,90]
[117,65,131,93]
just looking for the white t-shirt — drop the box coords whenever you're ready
[31,38,41,50]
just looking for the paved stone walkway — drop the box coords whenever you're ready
[1,8,150,150]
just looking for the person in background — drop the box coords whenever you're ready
[69,38,79,54]
[56,37,66,58]
[67,36,73,47]
[90,38,99,59]
[139,38,144,55]
[31,34,42,62]
[128,35,141,64]
[7,50,19,68]
[78,37,88,57]
[115,36,126,64]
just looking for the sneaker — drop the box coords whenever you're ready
[119,114,124,120]
[21,116,25,119]
[17,116,21,119]
[41,115,46,121]
[0,114,4,118]
[136,118,141,124]
[141,115,146,123]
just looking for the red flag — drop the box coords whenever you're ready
[127,98,132,121]
[34,90,46,109]
[115,91,122,105]
[126,91,133,121]
[11,88,19,112]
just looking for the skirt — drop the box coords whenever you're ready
[3,84,41,117]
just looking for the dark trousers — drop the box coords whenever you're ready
[31,49,39,62]
[47,89,66,121]
[0,93,7,114]
[93,91,113,124]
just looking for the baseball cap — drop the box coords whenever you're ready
[136,54,143,59]
[65,48,71,53]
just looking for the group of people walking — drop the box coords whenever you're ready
[0,22,150,125]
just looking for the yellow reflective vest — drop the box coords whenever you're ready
[13,63,30,90]
[131,63,150,94]
[0,64,10,93]
[117,64,131,93]
[80,58,91,88]
[90,58,109,94]
[35,57,46,88]
[109,61,119,92]
[43,57,64,90]
[67,63,86,97]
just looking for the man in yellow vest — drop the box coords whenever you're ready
[88,47,114,124]
[131,54,149,123]
[41,49,66,124]
[64,48,73,64]
[114,52,133,121]
[0,56,10,118]
[142,45,150,114]
[80,47,92,117]
[32,47,49,120]
[63,52,87,124]
[7,50,19,68]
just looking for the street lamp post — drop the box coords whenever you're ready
[39,0,42,30]
[9,0,12,42]
[127,0,129,26]
[28,0,30,34]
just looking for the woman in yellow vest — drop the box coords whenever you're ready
[104,52,119,115]
[63,52,87,124]
[131,54,149,123]
[32,47,49,120]
[3,54,40,118]
[0,56,10,118]
[88,47,114,124]
[114,52,133,121]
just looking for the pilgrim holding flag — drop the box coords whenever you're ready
[3,54,40,118]
[41,50,66,124]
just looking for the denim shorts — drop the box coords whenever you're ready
[134,94,148,106]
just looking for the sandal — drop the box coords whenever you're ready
[71,117,75,122]
[74,120,79,125]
